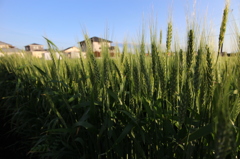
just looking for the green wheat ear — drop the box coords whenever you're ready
[218,0,229,58]
[166,22,172,53]
[178,49,184,88]
[103,56,109,87]
[206,45,213,99]
[186,29,194,72]
[169,59,178,98]
[194,48,202,93]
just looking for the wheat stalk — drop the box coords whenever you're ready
[218,0,229,56]
[186,29,194,72]
[194,49,202,93]
[166,22,172,53]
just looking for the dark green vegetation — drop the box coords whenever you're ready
[1,37,240,159]
[1,3,240,159]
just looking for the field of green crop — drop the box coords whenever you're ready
[1,2,240,159]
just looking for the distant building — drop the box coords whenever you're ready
[42,52,62,60]
[0,41,14,49]
[25,43,47,58]
[0,48,23,56]
[62,46,86,58]
[25,43,44,51]
[0,41,22,56]
[109,46,115,57]
[78,36,115,57]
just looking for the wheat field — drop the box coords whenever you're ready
[0,2,240,159]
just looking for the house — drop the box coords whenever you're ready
[109,46,115,57]
[25,43,44,51]
[78,36,115,57]
[0,41,14,48]
[62,46,86,58]
[0,48,23,56]
[25,43,47,58]
[42,52,62,60]
[24,43,63,60]
[0,41,23,56]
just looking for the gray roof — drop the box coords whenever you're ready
[79,36,112,43]
[0,41,11,45]
[0,41,14,47]
[63,46,74,51]
[0,48,22,53]
[31,43,41,45]
[25,43,42,46]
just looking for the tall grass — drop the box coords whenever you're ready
[218,0,230,57]
[0,1,240,159]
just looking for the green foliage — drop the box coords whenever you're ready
[166,22,173,53]
[0,4,240,158]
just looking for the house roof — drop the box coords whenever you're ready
[25,43,42,47]
[0,41,14,47]
[62,46,79,51]
[79,36,112,44]
[63,46,73,51]
[0,48,22,53]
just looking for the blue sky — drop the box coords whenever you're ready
[0,0,239,51]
